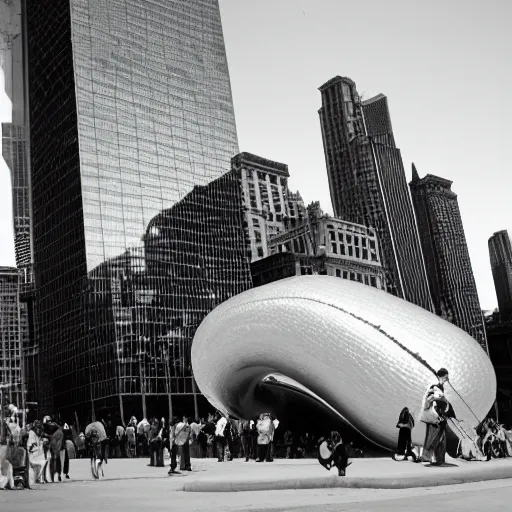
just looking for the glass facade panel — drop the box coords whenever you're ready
[26,0,243,420]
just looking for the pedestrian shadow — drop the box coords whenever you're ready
[424,462,459,468]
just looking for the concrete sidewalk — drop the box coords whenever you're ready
[181,457,512,492]
[59,456,512,492]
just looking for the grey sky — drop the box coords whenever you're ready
[0,0,509,311]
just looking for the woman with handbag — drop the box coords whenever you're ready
[419,368,456,465]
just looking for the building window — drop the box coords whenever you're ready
[269,175,277,184]
[331,242,338,254]
[268,212,274,221]
[346,234,352,244]
[354,236,359,246]
[336,269,341,277]
[362,238,367,247]
[338,232,344,242]
[369,240,376,249]
[252,217,260,227]
[257,171,266,181]
[348,246,353,257]
[342,271,348,279]
[329,231,336,241]
[355,247,360,258]
[364,275,369,285]
[257,247,264,258]
[362,249,368,260]
[357,273,362,283]
[293,239,300,252]
[350,272,355,281]
[276,213,282,222]
[371,252,378,262]
[370,276,377,287]
[340,244,346,255]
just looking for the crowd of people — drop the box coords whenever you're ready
[0,407,367,489]
[3,367,507,490]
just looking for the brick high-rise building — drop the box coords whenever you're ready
[488,230,512,323]
[318,76,432,311]
[409,165,488,352]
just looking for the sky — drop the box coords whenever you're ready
[0,0,510,311]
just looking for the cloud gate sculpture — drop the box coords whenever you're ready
[191,276,496,450]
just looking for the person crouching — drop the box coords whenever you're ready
[317,431,351,476]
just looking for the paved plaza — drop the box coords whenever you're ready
[1,457,512,511]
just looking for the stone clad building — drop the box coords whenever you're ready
[253,204,386,290]
[232,152,306,262]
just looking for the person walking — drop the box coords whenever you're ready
[214,413,228,462]
[42,415,64,483]
[239,419,252,461]
[175,416,192,471]
[393,407,418,462]
[420,368,456,466]
[167,417,179,475]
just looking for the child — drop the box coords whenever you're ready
[394,407,418,462]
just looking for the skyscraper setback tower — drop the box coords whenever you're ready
[488,230,512,323]
[318,76,432,311]
[410,166,488,352]
[23,0,240,417]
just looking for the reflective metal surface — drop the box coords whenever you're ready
[192,275,496,450]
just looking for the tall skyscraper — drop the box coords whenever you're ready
[23,0,240,418]
[410,166,488,352]
[488,230,512,323]
[1,0,38,407]
[318,76,433,311]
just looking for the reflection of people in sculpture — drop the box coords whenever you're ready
[393,407,418,462]
[420,368,456,465]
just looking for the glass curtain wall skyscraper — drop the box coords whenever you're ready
[24,0,240,420]
[318,76,433,312]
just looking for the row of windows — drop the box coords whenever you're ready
[330,242,378,262]
[328,229,376,249]
[334,268,380,288]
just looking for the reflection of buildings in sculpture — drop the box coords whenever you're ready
[409,167,487,352]
[254,208,386,290]
[232,152,306,262]
[24,0,239,415]
[488,230,512,323]
[318,77,432,311]
[85,170,252,420]
[1,0,37,406]
[0,266,28,410]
